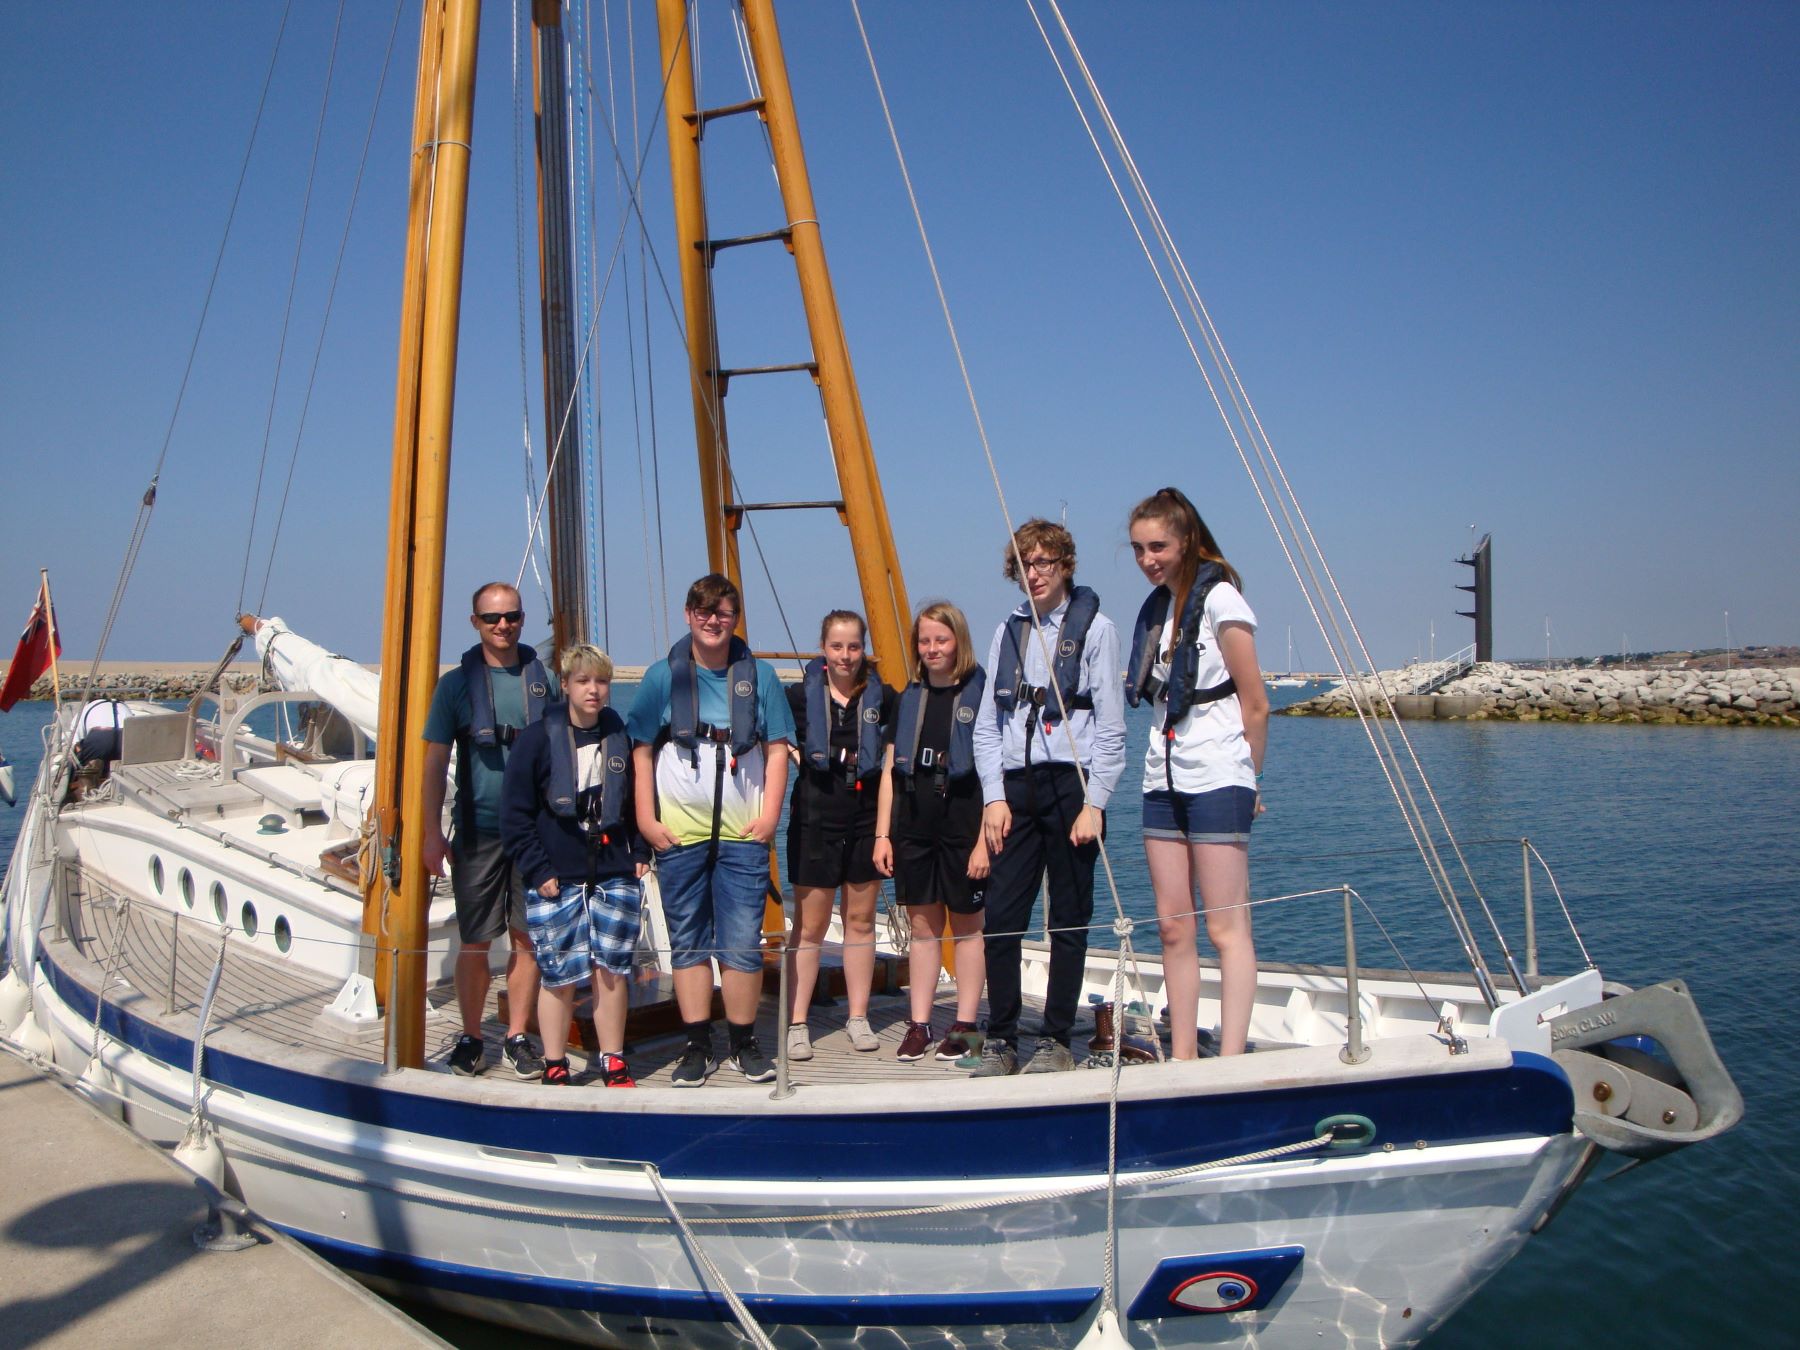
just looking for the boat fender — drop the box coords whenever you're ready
[10,982,52,1060]
[76,1058,124,1120]
[1073,1308,1134,1349]
[0,967,29,1035]
[173,1119,228,1190]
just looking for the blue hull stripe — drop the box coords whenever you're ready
[40,949,1573,1181]
[288,1225,1101,1325]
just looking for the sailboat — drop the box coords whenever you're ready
[1266,627,1308,690]
[0,4,1740,1347]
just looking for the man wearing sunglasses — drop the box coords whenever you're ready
[423,581,557,1079]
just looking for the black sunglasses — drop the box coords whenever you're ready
[475,609,524,625]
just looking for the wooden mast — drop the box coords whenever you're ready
[369,0,483,1070]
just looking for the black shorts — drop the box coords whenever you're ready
[786,772,881,889]
[891,779,985,915]
[450,827,527,942]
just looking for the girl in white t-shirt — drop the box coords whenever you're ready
[1125,487,1269,1057]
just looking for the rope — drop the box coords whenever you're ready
[645,1164,778,1350]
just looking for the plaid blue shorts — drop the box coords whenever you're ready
[526,876,643,988]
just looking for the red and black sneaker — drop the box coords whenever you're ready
[599,1052,636,1088]
[542,1057,571,1087]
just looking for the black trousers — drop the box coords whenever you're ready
[982,763,1098,1048]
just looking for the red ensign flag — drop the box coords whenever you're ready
[0,587,60,712]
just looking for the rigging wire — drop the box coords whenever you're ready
[236,0,348,620]
[254,0,410,614]
[571,0,608,648]
[1026,0,1524,1000]
[79,0,299,705]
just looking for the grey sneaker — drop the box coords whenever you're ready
[786,1023,814,1062]
[672,1042,712,1088]
[504,1034,545,1080]
[726,1036,777,1083]
[1021,1039,1076,1074]
[970,1039,1018,1078]
[448,1033,484,1077]
[844,1015,880,1052]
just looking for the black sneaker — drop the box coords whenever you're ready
[504,1034,545,1080]
[542,1057,571,1086]
[672,1042,712,1088]
[448,1034,484,1077]
[725,1035,776,1083]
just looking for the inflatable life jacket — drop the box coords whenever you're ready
[892,669,986,785]
[991,586,1100,724]
[666,634,760,760]
[460,643,555,750]
[1124,563,1237,721]
[801,657,886,780]
[543,704,631,838]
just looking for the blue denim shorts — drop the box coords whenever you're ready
[526,876,643,988]
[654,839,771,973]
[1142,787,1257,844]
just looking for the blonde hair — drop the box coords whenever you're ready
[911,601,977,682]
[557,643,614,683]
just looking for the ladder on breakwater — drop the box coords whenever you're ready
[1408,643,1477,695]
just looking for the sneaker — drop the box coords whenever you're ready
[844,1015,880,1053]
[726,1036,777,1083]
[504,1034,545,1081]
[936,1022,982,1061]
[448,1034,484,1077]
[599,1053,636,1088]
[1022,1039,1075,1074]
[896,1021,933,1062]
[672,1042,712,1088]
[970,1038,1018,1077]
[542,1057,571,1086]
[786,1023,814,1061]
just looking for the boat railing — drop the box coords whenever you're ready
[187,688,369,779]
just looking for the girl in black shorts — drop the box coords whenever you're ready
[873,601,989,1063]
[784,611,897,1060]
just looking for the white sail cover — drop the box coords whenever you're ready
[253,616,381,745]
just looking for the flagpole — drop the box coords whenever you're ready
[39,569,61,716]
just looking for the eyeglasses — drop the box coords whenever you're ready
[691,609,738,628]
[475,609,524,625]
[1020,555,1065,575]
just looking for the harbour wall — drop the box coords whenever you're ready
[1288,662,1800,726]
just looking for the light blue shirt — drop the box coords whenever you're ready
[972,595,1126,810]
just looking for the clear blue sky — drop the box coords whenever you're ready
[1,2,1794,670]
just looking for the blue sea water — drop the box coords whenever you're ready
[3,694,1795,1346]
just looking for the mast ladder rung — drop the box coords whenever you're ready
[685,96,766,128]
[752,650,820,663]
[703,228,793,264]
[724,499,846,526]
[711,361,819,393]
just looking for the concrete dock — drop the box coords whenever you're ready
[0,1049,445,1349]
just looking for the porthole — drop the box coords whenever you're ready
[241,902,259,939]
[179,868,195,909]
[149,856,164,895]
[211,881,227,923]
[273,916,292,955]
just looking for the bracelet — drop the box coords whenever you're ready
[874,833,889,840]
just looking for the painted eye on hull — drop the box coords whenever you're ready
[1168,1272,1259,1313]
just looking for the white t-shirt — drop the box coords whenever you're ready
[1142,581,1258,795]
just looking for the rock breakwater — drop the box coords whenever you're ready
[1288,663,1800,726]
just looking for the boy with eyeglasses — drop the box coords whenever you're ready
[970,520,1126,1076]
[423,581,555,1079]
[628,574,795,1087]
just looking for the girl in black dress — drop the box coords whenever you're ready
[784,611,896,1060]
[873,602,989,1063]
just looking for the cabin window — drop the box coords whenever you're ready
[241,902,259,939]
[211,881,227,923]
[149,856,164,895]
[273,915,292,955]
[179,868,195,909]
